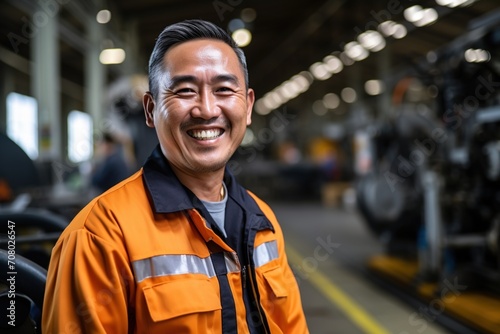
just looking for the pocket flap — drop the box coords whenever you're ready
[143,279,221,322]
[263,267,288,298]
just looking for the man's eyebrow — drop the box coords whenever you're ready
[167,74,241,89]
[168,75,198,88]
[211,74,240,85]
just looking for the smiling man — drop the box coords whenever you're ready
[42,19,309,333]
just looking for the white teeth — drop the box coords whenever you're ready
[190,129,222,140]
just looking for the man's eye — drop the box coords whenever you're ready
[176,88,194,93]
[217,87,234,93]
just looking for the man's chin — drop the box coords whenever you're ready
[191,159,229,173]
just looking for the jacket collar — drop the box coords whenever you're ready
[142,145,267,220]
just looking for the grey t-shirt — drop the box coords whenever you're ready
[200,182,228,237]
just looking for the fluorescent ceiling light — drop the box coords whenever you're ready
[99,48,126,65]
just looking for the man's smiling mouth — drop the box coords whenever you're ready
[188,128,224,140]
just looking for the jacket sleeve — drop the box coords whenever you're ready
[249,193,310,333]
[42,227,134,333]
[275,220,310,333]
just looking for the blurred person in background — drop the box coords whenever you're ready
[90,131,135,194]
[42,19,309,333]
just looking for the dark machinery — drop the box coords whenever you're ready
[357,11,500,291]
[356,12,500,333]
[0,209,67,269]
[0,250,46,333]
[0,132,69,332]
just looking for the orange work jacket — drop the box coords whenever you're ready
[42,146,309,333]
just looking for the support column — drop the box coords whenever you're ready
[0,63,10,133]
[422,170,443,277]
[85,15,106,134]
[31,10,61,161]
[347,65,368,123]
[122,20,140,76]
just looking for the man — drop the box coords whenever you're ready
[90,132,133,194]
[42,19,309,333]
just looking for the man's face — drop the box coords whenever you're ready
[144,39,254,175]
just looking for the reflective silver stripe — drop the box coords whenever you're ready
[133,254,216,283]
[253,240,279,268]
[224,252,240,273]
[132,252,241,283]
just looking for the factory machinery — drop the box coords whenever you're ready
[356,9,500,334]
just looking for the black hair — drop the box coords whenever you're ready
[147,19,249,99]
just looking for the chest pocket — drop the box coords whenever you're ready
[143,279,221,322]
[262,266,289,298]
[254,240,289,298]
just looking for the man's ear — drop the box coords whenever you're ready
[143,92,156,128]
[246,88,255,126]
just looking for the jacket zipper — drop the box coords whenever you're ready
[247,265,270,334]
[242,265,247,289]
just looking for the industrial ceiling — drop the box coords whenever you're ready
[1,0,500,118]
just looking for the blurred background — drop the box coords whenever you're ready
[1,0,500,333]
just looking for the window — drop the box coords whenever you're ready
[6,92,39,159]
[67,110,93,163]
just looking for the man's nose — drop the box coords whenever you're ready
[191,90,221,119]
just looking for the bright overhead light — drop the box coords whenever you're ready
[261,90,286,112]
[358,30,386,52]
[436,0,455,6]
[344,41,369,61]
[404,5,424,22]
[99,48,126,64]
[414,8,438,27]
[297,72,313,86]
[341,87,357,103]
[464,48,491,63]
[378,21,397,36]
[323,55,343,73]
[392,24,408,39]
[96,9,111,24]
[261,99,275,111]
[405,6,438,27]
[264,91,283,109]
[277,80,301,99]
[255,99,271,115]
[298,71,314,84]
[323,93,340,109]
[340,52,355,66]
[291,73,311,93]
[255,69,319,115]
[232,29,252,47]
[365,80,385,95]
[436,0,452,5]
[378,21,407,39]
[309,62,332,80]
[436,0,475,7]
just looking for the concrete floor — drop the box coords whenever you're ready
[270,201,454,334]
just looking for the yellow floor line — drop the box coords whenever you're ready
[287,246,390,334]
